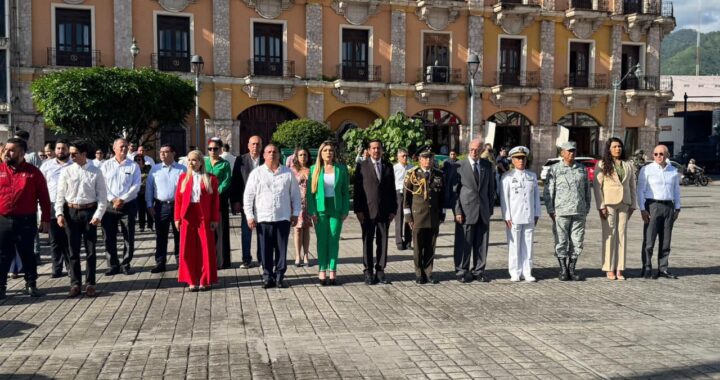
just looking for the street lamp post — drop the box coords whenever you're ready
[130,37,139,70]
[191,55,205,149]
[466,54,480,141]
[610,63,642,137]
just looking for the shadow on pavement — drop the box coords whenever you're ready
[0,320,36,339]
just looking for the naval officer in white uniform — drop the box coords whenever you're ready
[500,146,541,282]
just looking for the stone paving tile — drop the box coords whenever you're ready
[2,186,720,378]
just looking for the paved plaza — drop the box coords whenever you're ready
[1,184,720,379]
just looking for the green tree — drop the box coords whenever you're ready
[342,112,430,163]
[271,118,332,150]
[31,67,195,148]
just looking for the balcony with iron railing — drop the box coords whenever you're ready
[336,64,381,82]
[623,75,672,92]
[151,53,190,72]
[47,48,101,67]
[494,70,540,87]
[565,73,610,89]
[623,0,673,16]
[416,67,463,85]
[494,0,540,5]
[568,0,608,11]
[247,59,295,78]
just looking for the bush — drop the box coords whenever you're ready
[272,119,332,150]
[342,112,431,163]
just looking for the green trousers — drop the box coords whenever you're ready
[315,197,344,271]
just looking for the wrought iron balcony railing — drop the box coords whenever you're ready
[416,67,463,85]
[495,0,540,5]
[336,64,381,82]
[495,70,539,87]
[569,0,608,11]
[47,47,101,67]
[565,73,610,89]
[247,59,295,78]
[151,53,191,72]
[623,75,673,91]
[624,0,672,16]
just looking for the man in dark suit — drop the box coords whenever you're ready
[404,147,445,284]
[453,138,495,282]
[354,140,397,285]
[230,135,264,268]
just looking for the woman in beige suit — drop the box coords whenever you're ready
[593,137,636,280]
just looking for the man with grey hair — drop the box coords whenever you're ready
[543,141,591,281]
[393,148,412,250]
[637,144,681,279]
[453,138,495,283]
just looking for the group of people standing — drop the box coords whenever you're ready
[1,128,683,299]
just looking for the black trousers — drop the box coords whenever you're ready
[258,220,290,282]
[137,193,154,230]
[101,199,138,270]
[454,221,489,277]
[413,227,438,279]
[0,215,38,288]
[153,200,179,265]
[394,192,412,249]
[361,218,389,275]
[48,211,69,275]
[642,200,675,272]
[64,206,98,286]
[215,193,231,268]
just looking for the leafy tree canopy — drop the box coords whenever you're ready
[662,29,720,75]
[342,112,431,163]
[272,118,332,150]
[31,67,195,148]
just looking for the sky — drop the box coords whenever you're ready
[673,0,720,33]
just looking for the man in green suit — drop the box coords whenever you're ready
[403,146,445,284]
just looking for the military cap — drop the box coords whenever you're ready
[508,146,530,158]
[418,145,434,158]
[559,141,577,151]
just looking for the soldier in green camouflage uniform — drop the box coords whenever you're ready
[543,141,591,281]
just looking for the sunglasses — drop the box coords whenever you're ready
[207,147,220,151]
[653,152,665,156]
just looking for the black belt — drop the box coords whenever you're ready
[647,199,674,206]
[154,199,174,205]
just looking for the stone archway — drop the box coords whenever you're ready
[236,104,298,155]
[488,111,533,150]
[412,109,461,154]
[557,112,602,156]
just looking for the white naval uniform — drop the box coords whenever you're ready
[500,169,542,280]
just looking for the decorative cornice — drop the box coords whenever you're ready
[492,2,541,35]
[156,0,196,12]
[563,9,608,39]
[243,0,294,19]
[331,0,381,25]
[415,0,462,31]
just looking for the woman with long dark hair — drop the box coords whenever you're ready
[593,137,636,280]
[307,141,349,285]
[291,147,312,267]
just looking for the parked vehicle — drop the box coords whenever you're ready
[540,157,598,183]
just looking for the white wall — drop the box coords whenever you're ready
[658,117,684,155]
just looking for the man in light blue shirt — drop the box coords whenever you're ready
[637,144,681,280]
[100,138,142,275]
[145,144,186,273]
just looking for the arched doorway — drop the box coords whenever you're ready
[412,109,461,154]
[326,106,382,153]
[237,105,298,154]
[488,111,532,150]
[557,112,601,156]
[160,123,188,157]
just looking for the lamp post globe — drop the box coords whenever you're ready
[130,37,139,69]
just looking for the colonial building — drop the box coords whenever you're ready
[8,0,674,170]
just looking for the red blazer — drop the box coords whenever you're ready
[174,173,220,223]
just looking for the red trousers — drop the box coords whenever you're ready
[178,203,218,286]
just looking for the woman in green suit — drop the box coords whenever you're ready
[308,140,350,286]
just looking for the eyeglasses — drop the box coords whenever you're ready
[653,152,665,157]
[208,147,220,151]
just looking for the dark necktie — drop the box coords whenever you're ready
[375,162,381,181]
[424,170,430,180]
[473,162,480,185]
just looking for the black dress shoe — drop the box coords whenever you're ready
[51,272,64,279]
[473,274,489,283]
[105,267,120,276]
[364,274,375,285]
[644,272,653,280]
[261,280,275,289]
[427,276,439,284]
[277,280,289,288]
[396,244,405,251]
[25,286,43,297]
[656,270,678,279]
[319,278,327,286]
[122,266,134,275]
[376,272,391,285]
[150,265,166,274]
[328,278,337,286]
[416,277,427,284]
[0,287,6,300]
[458,276,468,283]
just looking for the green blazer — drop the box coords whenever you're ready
[307,163,350,217]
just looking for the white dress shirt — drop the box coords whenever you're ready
[393,162,412,191]
[100,157,142,202]
[220,152,236,169]
[92,159,104,167]
[55,162,108,221]
[500,169,541,225]
[243,164,301,223]
[191,173,203,203]
[40,158,73,203]
[637,161,681,211]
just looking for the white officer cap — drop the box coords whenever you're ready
[508,146,530,158]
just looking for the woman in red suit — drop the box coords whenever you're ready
[174,150,220,291]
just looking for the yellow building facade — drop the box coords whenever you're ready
[7,0,675,170]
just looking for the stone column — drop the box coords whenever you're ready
[646,26,660,78]
[542,0,555,11]
[641,99,658,152]
[606,25,623,131]
[612,0,623,14]
[307,87,324,122]
[306,3,323,80]
[213,0,231,76]
[389,89,406,115]
[390,10,406,83]
[466,15,483,142]
[204,119,236,152]
[530,125,555,173]
[17,0,32,67]
[114,0,133,68]
[534,20,555,171]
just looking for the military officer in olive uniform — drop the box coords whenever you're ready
[543,141,592,281]
[404,147,445,284]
